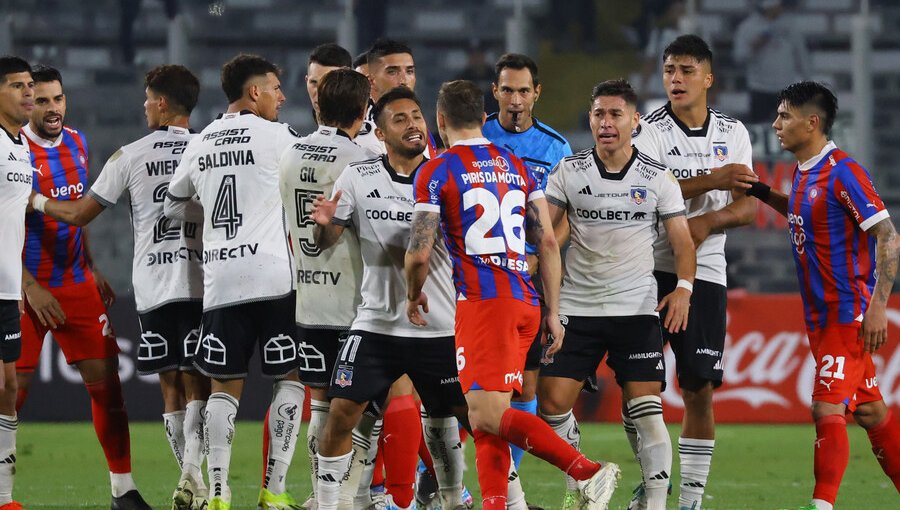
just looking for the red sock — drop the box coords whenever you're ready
[84,375,131,473]
[382,395,420,507]
[419,429,436,476]
[372,439,385,488]
[813,415,850,504]
[866,410,900,492]
[14,387,28,413]
[473,429,509,510]
[499,408,599,480]
[261,408,270,484]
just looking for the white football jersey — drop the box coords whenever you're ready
[88,126,203,313]
[633,104,752,286]
[546,148,685,317]
[332,155,455,337]
[166,111,299,310]
[0,130,34,300]
[278,126,371,329]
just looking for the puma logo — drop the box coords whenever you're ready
[819,380,834,392]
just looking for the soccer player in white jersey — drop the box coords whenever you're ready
[278,68,372,510]
[539,79,696,510]
[28,64,209,509]
[305,43,352,124]
[164,54,304,510]
[0,55,35,510]
[310,87,469,510]
[630,35,757,510]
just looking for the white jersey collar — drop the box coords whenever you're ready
[22,123,63,148]
[451,137,491,147]
[798,141,837,172]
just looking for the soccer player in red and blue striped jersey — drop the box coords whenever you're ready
[406,80,620,510]
[751,81,900,510]
[18,66,150,510]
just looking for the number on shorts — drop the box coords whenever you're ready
[819,355,846,380]
[462,188,526,255]
[456,346,466,371]
[211,174,243,240]
[98,313,113,337]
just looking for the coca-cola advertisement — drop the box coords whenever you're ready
[575,293,900,423]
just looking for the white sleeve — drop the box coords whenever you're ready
[331,166,356,226]
[633,120,663,162]
[164,142,196,220]
[87,148,129,207]
[544,162,568,210]
[734,123,753,168]
[276,123,301,162]
[657,170,687,218]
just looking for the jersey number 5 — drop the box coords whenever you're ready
[212,174,243,240]
[462,188,526,255]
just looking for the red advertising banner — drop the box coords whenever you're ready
[574,293,900,423]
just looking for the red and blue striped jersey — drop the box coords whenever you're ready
[22,125,93,288]
[413,138,542,305]
[787,142,889,331]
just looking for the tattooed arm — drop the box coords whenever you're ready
[527,197,565,354]
[405,210,441,326]
[861,217,900,353]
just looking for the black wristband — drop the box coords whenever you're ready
[747,181,771,201]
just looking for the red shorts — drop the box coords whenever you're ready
[808,323,882,412]
[455,298,539,394]
[18,280,120,372]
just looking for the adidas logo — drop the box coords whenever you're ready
[668,146,682,156]
[656,360,664,370]
[713,359,723,371]
[650,470,669,480]
[578,185,593,195]
[317,473,338,482]
[8,153,16,161]
[367,189,381,199]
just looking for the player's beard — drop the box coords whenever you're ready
[389,138,426,159]
[37,113,63,139]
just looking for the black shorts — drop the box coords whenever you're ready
[0,300,22,363]
[540,314,666,389]
[297,326,347,388]
[327,331,466,418]
[137,300,203,375]
[655,271,726,390]
[194,295,299,379]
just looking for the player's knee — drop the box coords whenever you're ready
[853,400,889,430]
[811,400,845,421]
[681,380,714,413]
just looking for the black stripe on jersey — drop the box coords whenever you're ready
[486,112,499,122]
[563,147,593,163]
[659,209,686,221]
[665,103,710,138]
[642,106,668,124]
[635,151,667,172]
[532,118,568,145]
[710,108,738,124]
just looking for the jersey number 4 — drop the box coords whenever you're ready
[463,188,526,255]
[212,174,243,240]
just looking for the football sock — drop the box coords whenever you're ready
[472,429,510,510]
[317,451,353,510]
[342,409,378,509]
[622,409,640,459]
[382,395,420,508]
[0,414,17,505]
[811,499,834,510]
[498,408,599,481]
[865,410,900,492]
[679,437,715,509]
[308,398,329,498]
[418,408,436,476]
[509,397,537,469]
[812,415,848,505]
[506,462,528,510]
[85,375,132,474]
[422,415,464,508]
[628,396,671,510]
[163,410,186,469]
[264,380,304,495]
[182,399,206,478]
[540,410,581,490]
[356,418,383,508]
[109,472,137,498]
[206,392,239,499]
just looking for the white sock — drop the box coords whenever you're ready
[264,380,305,495]
[0,414,16,505]
[812,499,834,510]
[205,392,238,500]
[163,410,186,469]
[182,400,206,478]
[627,396,671,510]
[317,451,353,510]
[541,410,581,491]
[678,437,714,510]
[110,472,137,498]
[422,415,464,507]
[506,460,527,510]
[308,398,329,498]
[622,409,640,459]
[345,412,379,509]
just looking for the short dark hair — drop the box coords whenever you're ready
[663,34,713,66]
[0,56,31,83]
[145,65,200,115]
[778,81,838,135]
[317,69,370,128]
[371,86,421,128]
[221,54,279,103]
[31,64,62,86]
[308,43,352,68]
[437,80,484,129]
[591,79,639,108]
[366,38,413,67]
[353,51,369,69]
[495,53,539,87]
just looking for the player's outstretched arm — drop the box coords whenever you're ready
[679,163,759,200]
[310,191,345,251]
[657,214,696,333]
[745,181,790,218]
[30,192,105,227]
[527,197,565,353]
[687,192,758,246]
[861,217,900,353]
[405,210,440,327]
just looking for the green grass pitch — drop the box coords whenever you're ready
[15,422,898,509]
